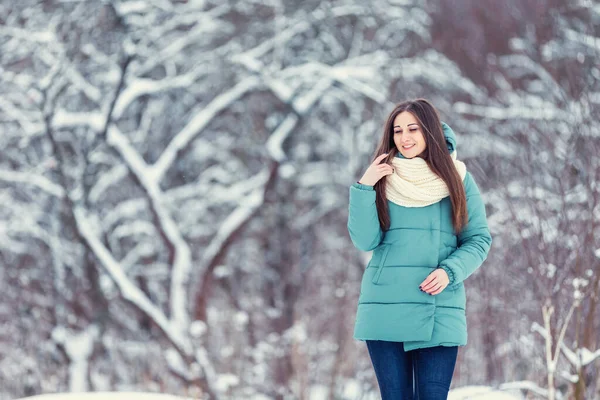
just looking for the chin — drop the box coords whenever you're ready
[397,146,424,159]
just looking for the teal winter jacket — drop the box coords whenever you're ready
[347,123,492,351]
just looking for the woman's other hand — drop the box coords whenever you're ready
[419,268,450,295]
[359,153,394,186]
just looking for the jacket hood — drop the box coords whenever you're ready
[395,121,457,159]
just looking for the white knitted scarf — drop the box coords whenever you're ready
[385,151,467,207]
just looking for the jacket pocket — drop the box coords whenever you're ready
[359,265,437,304]
[371,244,391,285]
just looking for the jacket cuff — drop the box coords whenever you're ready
[438,265,456,286]
[352,182,374,191]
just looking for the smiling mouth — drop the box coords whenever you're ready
[402,144,415,149]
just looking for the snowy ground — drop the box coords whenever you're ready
[449,385,524,399]
[17,395,189,400]
[16,385,524,400]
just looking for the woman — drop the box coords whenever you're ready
[347,98,492,399]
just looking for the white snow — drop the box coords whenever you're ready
[308,385,329,400]
[215,373,240,392]
[14,386,527,400]
[189,320,207,338]
[233,311,250,328]
[454,101,568,120]
[165,348,193,380]
[17,394,191,400]
[449,385,524,399]
[113,1,151,16]
[266,114,298,162]
[51,326,99,392]
[150,76,261,181]
[106,124,195,333]
[282,322,307,343]
[564,28,600,51]
[0,168,65,198]
[580,347,600,366]
[3,2,598,400]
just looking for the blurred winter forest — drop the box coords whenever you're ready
[0,0,599,399]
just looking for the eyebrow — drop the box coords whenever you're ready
[393,123,418,129]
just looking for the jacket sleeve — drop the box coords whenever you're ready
[438,172,492,286]
[347,182,383,251]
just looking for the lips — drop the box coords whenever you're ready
[402,144,415,149]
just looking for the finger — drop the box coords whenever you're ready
[423,283,442,293]
[422,277,439,291]
[430,285,446,295]
[372,153,389,165]
[377,167,394,176]
[419,274,436,289]
[424,282,442,294]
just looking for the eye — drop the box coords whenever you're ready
[409,128,418,132]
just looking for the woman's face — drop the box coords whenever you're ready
[393,111,427,158]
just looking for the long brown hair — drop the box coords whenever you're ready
[372,98,468,234]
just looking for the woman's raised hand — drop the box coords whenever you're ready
[359,152,394,186]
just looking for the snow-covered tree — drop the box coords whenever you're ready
[0,0,598,399]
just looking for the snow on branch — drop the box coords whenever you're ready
[564,28,600,52]
[498,380,549,397]
[193,169,271,320]
[531,296,598,380]
[51,325,99,392]
[53,111,105,131]
[72,205,191,354]
[497,54,567,101]
[267,114,298,162]
[0,26,55,43]
[132,5,231,77]
[196,171,270,274]
[0,96,45,136]
[112,64,208,119]
[106,125,192,330]
[88,165,129,204]
[232,4,374,71]
[0,168,64,198]
[454,102,569,120]
[37,46,102,103]
[151,76,261,182]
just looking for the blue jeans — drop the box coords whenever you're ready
[366,340,458,400]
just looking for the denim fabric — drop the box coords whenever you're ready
[366,340,458,400]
